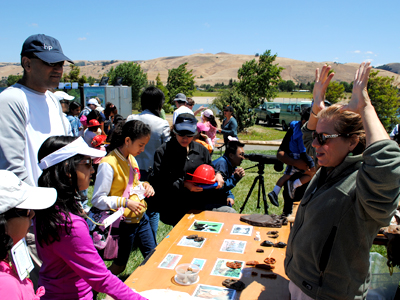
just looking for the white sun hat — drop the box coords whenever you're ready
[38,137,106,170]
[0,171,57,214]
[54,91,75,101]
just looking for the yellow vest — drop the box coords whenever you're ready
[100,149,147,223]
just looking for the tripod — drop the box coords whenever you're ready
[239,163,269,214]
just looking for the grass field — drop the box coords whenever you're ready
[90,146,387,299]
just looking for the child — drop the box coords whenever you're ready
[92,120,157,276]
[268,108,316,206]
[66,101,83,137]
[0,170,56,299]
[34,136,146,300]
[194,122,213,154]
[201,109,218,145]
[83,119,101,147]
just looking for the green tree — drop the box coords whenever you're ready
[107,62,148,109]
[213,88,255,133]
[325,81,345,103]
[87,76,97,85]
[68,65,81,82]
[166,62,196,104]
[367,71,400,131]
[7,75,22,86]
[236,50,283,107]
[155,73,173,113]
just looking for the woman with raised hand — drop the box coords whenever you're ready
[34,136,146,300]
[284,62,400,300]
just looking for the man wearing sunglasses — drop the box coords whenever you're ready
[0,34,73,288]
[0,34,73,187]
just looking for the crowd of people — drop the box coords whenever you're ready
[0,33,399,300]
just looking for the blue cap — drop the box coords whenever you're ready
[21,34,73,64]
[174,113,197,136]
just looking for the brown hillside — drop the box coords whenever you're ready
[1,53,399,86]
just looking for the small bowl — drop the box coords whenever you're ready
[175,263,200,285]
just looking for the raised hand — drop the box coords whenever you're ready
[341,62,372,114]
[313,65,335,113]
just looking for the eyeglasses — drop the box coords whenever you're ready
[312,131,351,146]
[4,208,31,220]
[31,54,64,68]
[78,159,93,167]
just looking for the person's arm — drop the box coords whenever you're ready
[220,118,238,137]
[193,105,206,116]
[308,65,335,131]
[54,217,146,300]
[161,120,171,143]
[92,163,127,210]
[342,62,389,146]
[0,89,33,185]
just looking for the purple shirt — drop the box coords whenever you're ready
[34,213,146,300]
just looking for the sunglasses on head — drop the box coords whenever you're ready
[4,208,31,220]
[312,131,351,146]
[31,53,64,68]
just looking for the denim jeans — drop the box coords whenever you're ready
[113,213,156,266]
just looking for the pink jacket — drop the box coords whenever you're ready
[34,214,147,300]
[0,260,45,299]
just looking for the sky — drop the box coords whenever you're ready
[1,0,399,67]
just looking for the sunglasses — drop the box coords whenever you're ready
[78,159,93,167]
[31,54,64,68]
[4,208,31,220]
[312,131,351,146]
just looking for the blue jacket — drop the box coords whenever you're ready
[212,155,241,202]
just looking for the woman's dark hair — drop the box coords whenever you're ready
[87,109,101,123]
[36,136,85,247]
[140,86,165,118]
[104,102,118,119]
[0,214,13,260]
[204,114,217,127]
[68,101,81,114]
[108,120,151,152]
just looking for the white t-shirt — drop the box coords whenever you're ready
[172,106,194,124]
[0,84,69,186]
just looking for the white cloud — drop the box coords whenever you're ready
[204,22,210,28]
[366,51,373,54]
[353,50,361,54]
[78,37,87,41]
[29,23,38,27]
[365,59,373,62]
[190,48,204,52]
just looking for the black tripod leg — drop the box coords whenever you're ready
[260,176,269,214]
[240,176,259,213]
[257,176,261,209]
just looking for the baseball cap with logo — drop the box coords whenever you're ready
[0,170,57,214]
[174,113,198,136]
[21,34,73,64]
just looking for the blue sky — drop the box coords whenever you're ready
[1,0,399,67]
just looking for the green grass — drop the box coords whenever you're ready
[236,125,286,141]
[277,92,313,98]
[192,91,219,97]
[90,149,387,299]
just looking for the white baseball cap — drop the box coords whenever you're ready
[0,171,57,214]
[87,99,98,106]
[54,91,75,101]
[202,109,214,118]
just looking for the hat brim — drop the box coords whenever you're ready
[174,122,197,134]
[34,51,74,64]
[16,181,57,211]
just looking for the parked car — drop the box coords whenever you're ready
[254,102,281,126]
[279,100,331,130]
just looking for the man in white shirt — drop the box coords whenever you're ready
[172,93,194,124]
[0,34,73,186]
